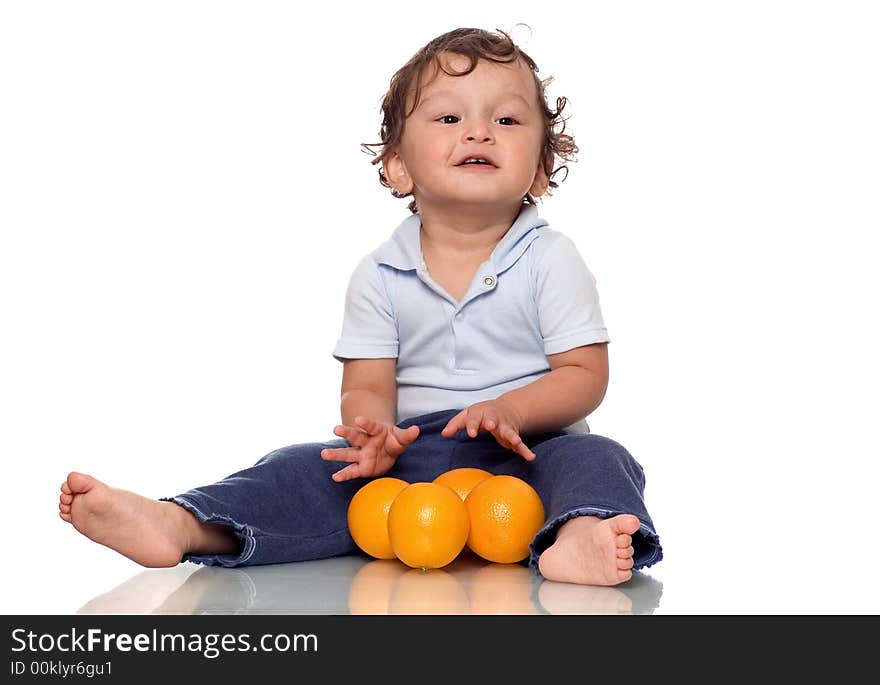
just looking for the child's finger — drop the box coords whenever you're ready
[516,443,537,461]
[320,447,362,463]
[466,412,483,438]
[393,424,420,444]
[441,410,467,437]
[331,463,365,482]
[502,428,536,461]
[333,424,366,446]
[501,426,520,445]
[354,416,387,436]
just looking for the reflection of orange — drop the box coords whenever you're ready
[433,468,492,501]
[347,477,409,559]
[387,482,469,569]
[468,563,541,615]
[347,559,407,615]
[465,475,545,564]
[388,568,470,614]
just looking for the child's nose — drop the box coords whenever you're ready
[463,118,494,143]
[465,130,493,143]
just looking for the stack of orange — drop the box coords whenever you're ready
[347,468,546,570]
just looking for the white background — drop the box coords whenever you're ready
[2,1,878,614]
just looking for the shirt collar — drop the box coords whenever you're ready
[373,204,548,275]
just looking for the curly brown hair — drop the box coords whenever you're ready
[361,25,578,214]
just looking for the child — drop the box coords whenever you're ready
[59,27,662,587]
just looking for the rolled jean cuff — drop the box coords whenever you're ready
[528,506,663,574]
[160,495,256,568]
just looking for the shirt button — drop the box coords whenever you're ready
[483,276,495,287]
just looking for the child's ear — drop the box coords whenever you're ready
[529,158,551,197]
[384,150,414,196]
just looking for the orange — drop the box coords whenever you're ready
[347,477,409,559]
[464,475,546,564]
[387,482,470,569]
[433,468,493,553]
[433,467,493,501]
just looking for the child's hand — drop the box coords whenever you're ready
[321,417,420,482]
[440,399,537,461]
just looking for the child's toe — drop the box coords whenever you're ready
[612,515,640,535]
[66,472,96,494]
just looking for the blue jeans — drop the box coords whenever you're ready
[162,409,663,573]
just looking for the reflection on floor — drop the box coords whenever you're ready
[77,553,663,615]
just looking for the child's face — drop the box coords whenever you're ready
[386,52,549,213]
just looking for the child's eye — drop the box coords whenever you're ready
[436,115,519,125]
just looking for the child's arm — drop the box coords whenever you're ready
[440,343,608,458]
[497,343,609,435]
[339,358,397,426]
[322,358,419,482]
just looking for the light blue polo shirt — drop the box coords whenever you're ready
[332,204,610,434]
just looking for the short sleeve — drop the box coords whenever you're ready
[535,233,611,356]
[332,255,399,362]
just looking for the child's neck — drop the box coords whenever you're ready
[418,203,520,258]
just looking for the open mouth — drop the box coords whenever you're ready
[455,161,497,170]
[455,155,498,168]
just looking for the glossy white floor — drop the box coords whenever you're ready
[72,555,664,616]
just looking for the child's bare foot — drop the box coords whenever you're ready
[537,514,640,586]
[59,472,240,567]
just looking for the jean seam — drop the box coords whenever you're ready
[171,495,257,565]
[241,526,351,541]
[540,505,659,539]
